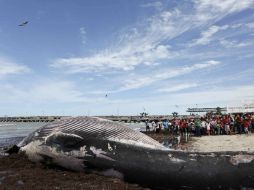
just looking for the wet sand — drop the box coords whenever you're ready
[0,153,146,190]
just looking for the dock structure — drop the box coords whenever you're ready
[186,107,227,114]
[0,115,186,123]
[0,116,63,122]
[98,115,184,123]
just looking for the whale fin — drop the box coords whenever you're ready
[45,131,84,148]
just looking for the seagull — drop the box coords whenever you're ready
[19,21,29,26]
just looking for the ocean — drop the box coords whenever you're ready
[0,122,45,153]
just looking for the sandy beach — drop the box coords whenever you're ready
[191,134,254,152]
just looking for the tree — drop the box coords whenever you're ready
[172,112,178,118]
[140,112,148,117]
[216,107,222,115]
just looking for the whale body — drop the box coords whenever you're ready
[19,116,254,189]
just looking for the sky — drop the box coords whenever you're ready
[0,0,254,116]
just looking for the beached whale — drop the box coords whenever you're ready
[19,116,254,189]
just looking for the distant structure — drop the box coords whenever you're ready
[0,116,63,122]
[186,107,227,114]
[187,101,254,114]
[226,101,254,113]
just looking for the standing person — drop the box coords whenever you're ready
[201,118,206,136]
[145,120,150,132]
[151,121,156,132]
[235,114,243,134]
[155,121,160,133]
[195,118,201,137]
[189,119,195,135]
[206,120,211,136]
[211,118,217,135]
[224,115,231,135]
[216,119,221,135]
[251,113,254,133]
[244,116,251,134]
[163,120,169,131]
[174,119,180,135]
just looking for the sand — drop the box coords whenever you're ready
[190,134,254,152]
[0,153,146,190]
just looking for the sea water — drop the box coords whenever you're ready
[0,122,45,152]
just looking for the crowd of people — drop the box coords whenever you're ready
[145,113,254,136]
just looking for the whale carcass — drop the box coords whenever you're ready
[19,116,254,189]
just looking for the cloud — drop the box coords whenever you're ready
[52,44,173,72]
[140,1,163,9]
[51,0,253,74]
[0,80,104,105]
[190,25,229,46]
[246,22,254,28]
[120,60,220,91]
[173,84,254,106]
[80,27,86,45]
[196,0,254,13]
[157,83,199,93]
[194,0,254,22]
[51,8,195,73]
[0,58,30,78]
[220,39,252,48]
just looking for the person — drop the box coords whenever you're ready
[145,120,150,132]
[216,120,221,135]
[235,114,243,134]
[158,120,163,132]
[201,118,206,135]
[210,118,217,135]
[163,120,169,131]
[194,118,201,137]
[151,121,156,131]
[206,120,211,136]
[224,115,231,135]
[244,117,251,134]
[251,113,254,133]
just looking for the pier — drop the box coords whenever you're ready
[0,115,182,123]
[0,116,63,122]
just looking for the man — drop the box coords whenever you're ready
[195,118,201,137]
[145,120,150,132]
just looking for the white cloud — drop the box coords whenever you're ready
[157,83,198,93]
[80,27,86,45]
[195,0,253,13]
[173,84,254,106]
[52,44,173,72]
[0,59,30,77]
[190,25,229,46]
[51,8,196,73]
[120,60,220,91]
[220,39,252,48]
[52,0,254,74]
[140,1,163,9]
[194,0,254,22]
[0,80,104,104]
[246,22,254,28]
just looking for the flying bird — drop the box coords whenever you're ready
[19,21,29,26]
